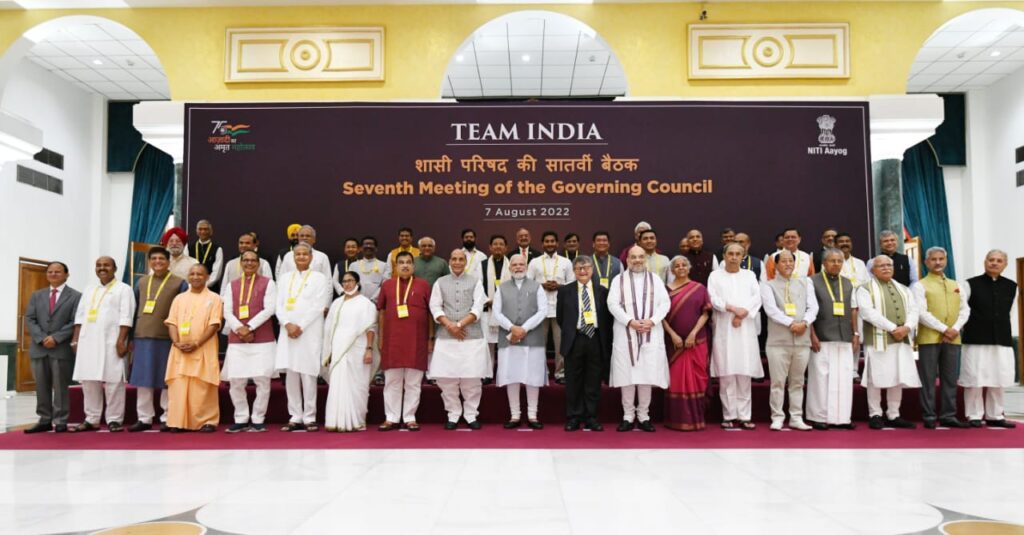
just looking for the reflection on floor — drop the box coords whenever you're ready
[1,390,1023,535]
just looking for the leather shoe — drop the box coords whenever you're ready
[444,420,458,430]
[831,423,857,430]
[940,418,969,429]
[923,420,937,429]
[869,415,884,430]
[127,421,151,433]
[527,420,544,430]
[53,424,68,433]
[564,419,581,432]
[584,419,604,432]
[969,419,984,428]
[503,419,521,429]
[811,422,829,431]
[885,417,916,429]
[617,420,635,432]
[637,420,656,433]
[467,420,482,430]
[23,423,51,434]
[986,419,1017,428]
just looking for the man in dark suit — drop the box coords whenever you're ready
[23,261,81,433]
[556,255,613,431]
[511,227,540,263]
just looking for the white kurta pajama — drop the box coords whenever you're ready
[806,278,858,426]
[275,269,332,425]
[707,269,764,421]
[221,278,278,425]
[72,281,136,426]
[322,294,378,431]
[481,256,512,345]
[429,274,490,424]
[856,280,921,420]
[958,282,1017,421]
[527,253,573,379]
[493,279,548,420]
[608,271,670,423]
[277,248,333,283]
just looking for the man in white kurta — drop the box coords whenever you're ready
[481,235,512,380]
[70,257,135,432]
[275,243,332,431]
[707,243,764,427]
[221,251,278,432]
[222,232,273,284]
[836,232,870,378]
[493,254,548,428]
[639,229,672,283]
[429,249,490,429]
[527,232,573,383]
[608,246,670,432]
[350,237,392,304]
[276,226,333,282]
[856,255,920,429]
[959,250,1018,428]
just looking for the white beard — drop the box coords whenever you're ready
[512,272,526,281]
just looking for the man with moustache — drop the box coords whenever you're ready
[461,228,489,278]
[223,232,273,284]
[350,236,391,303]
[513,227,540,263]
[591,231,623,290]
[69,257,135,433]
[807,248,859,430]
[386,227,420,273]
[765,228,816,280]
[413,236,449,287]
[811,228,838,272]
[683,229,718,286]
[161,227,197,280]
[639,229,671,284]
[189,219,225,290]
[332,237,363,295]
[277,225,332,281]
[866,230,918,286]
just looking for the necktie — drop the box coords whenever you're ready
[49,288,57,314]
[581,285,595,338]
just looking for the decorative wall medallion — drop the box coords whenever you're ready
[688,23,849,79]
[225,27,384,83]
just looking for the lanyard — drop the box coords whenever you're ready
[466,251,478,272]
[194,241,212,264]
[146,274,171,302]
[288,270,313,300]
[396,276,414,306]
[743,256,751,270]
[647,255,660,275]
[784,280,791,304]
[566,250,578,261]
[822,272,844,303]
[90,281,116,310]
[594,254,612,279]
[240,274,256,306]
[360,259,379,274]
[542,254,555,279]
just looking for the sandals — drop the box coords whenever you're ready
[280,422,305,432]
[404,422,420,432]
[739,421,757,431]
[305,424,320,432]
[69,421,98,433]
[107,422,123,433]
[720,420,735,429]
[378,421,398,432]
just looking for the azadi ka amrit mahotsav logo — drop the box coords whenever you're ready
[208,120,256,153]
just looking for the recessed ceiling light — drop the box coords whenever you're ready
[92,59,103,65]
[455,54,464,62]
[990,50,1001,57]
[521,54,530,62]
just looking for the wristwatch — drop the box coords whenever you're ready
[852,332,860,337]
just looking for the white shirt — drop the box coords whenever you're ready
[575,280,600,329]
[277,248,332,282]
[527,253,573,317]
[462,248,489,278]
[47,284,66,307]
[222,256,273,285]
[760,278,818,327]
[840,255,870,288]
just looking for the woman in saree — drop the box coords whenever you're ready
[322,271,378,432]
[662,256,712,431]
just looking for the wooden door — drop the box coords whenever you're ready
[16,258,50,392]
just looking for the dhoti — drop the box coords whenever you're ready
[166,376,220,430]
[806,342,854,425]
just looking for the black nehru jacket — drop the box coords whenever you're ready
[192,240,220,275]
[962,275,1018,347]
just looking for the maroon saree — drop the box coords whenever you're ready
[664,281,711,431]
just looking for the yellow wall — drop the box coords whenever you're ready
[0,2,1022,101]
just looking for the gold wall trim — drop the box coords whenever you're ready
[225,27,384,83]
[689,23,849,80]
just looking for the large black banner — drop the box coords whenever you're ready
[184,101,872,261]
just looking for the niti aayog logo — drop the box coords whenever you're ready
[208,120,256,154]
[807,114,848,157]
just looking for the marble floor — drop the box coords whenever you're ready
[1,390,1023,535]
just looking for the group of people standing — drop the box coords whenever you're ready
[21,219,1019,434]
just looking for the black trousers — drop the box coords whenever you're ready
[917,343,961,422]
[564,330,603,421]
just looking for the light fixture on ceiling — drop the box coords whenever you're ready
[92,59,103,65]
[455,54,464,63]
[990,50,1001,57]
[521,54,530,62]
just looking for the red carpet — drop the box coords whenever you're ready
[2,421,1022,450]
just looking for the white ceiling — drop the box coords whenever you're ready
[908,10,1024,93]
[23,21,169,101]
[442,12,626,99]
